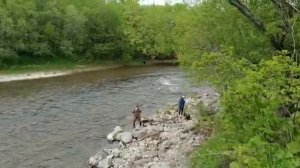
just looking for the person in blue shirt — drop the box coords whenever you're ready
[178,96,185,115]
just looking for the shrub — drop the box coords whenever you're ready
[191,56,300,168]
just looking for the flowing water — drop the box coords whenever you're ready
[0,65,197,168]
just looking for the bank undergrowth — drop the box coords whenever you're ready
[175,1,300,168]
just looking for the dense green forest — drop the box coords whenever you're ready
[0,0,180,68]
[1,0,300,167]
[181,1,300,168]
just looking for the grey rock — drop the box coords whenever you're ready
[147,128,159,136]
[151,162,171,168]
[159,132,170,141]
[160,140,172,151]
[111,148,121,158]
[107,126,123,141]
[115,132,133,144]
[89,151,108,168]
[133,129,148,140]
[183,120,197,131]
[97,155,113,168]
[142,150,158,159]
[89,156,98,168]
[133,158,152,167]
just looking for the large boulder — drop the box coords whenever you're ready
[107,126,123,142]
[115,132,133,144]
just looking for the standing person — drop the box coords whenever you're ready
[132,105,142,128]
[178,96,185,115]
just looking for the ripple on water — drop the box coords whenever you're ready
[0,66,195,168]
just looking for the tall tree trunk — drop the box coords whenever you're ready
[228,0,299,52]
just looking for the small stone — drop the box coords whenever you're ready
[147,128,159,136]
[133,129,148,140]
[97,155,112,168]
[159,132,170,140]
[133,158,152,167]
[88,156,98,167]
[179,133,189,140]
[142,150,158,159]
[147,162,156,167]
[151,162,171,168]
[111,148,121,158]
[119,141,125,148]
[183,120,197,131]
[160,140,172,151]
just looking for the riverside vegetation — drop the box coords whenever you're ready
[180,1,300,168]
[2,0,300,168]
[0,0,179,69]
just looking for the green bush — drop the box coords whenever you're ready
[191,56,300,168]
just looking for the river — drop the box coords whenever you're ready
[0,65,198,168]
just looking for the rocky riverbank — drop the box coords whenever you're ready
[89,92,219,168]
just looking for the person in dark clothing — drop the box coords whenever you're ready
[132,105,142,128]
[178,96,185,115]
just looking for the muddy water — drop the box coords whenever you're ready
[0,65,197,168]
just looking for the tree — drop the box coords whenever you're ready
[228,0,300,63]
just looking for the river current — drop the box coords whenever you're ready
[0,65,197,168]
